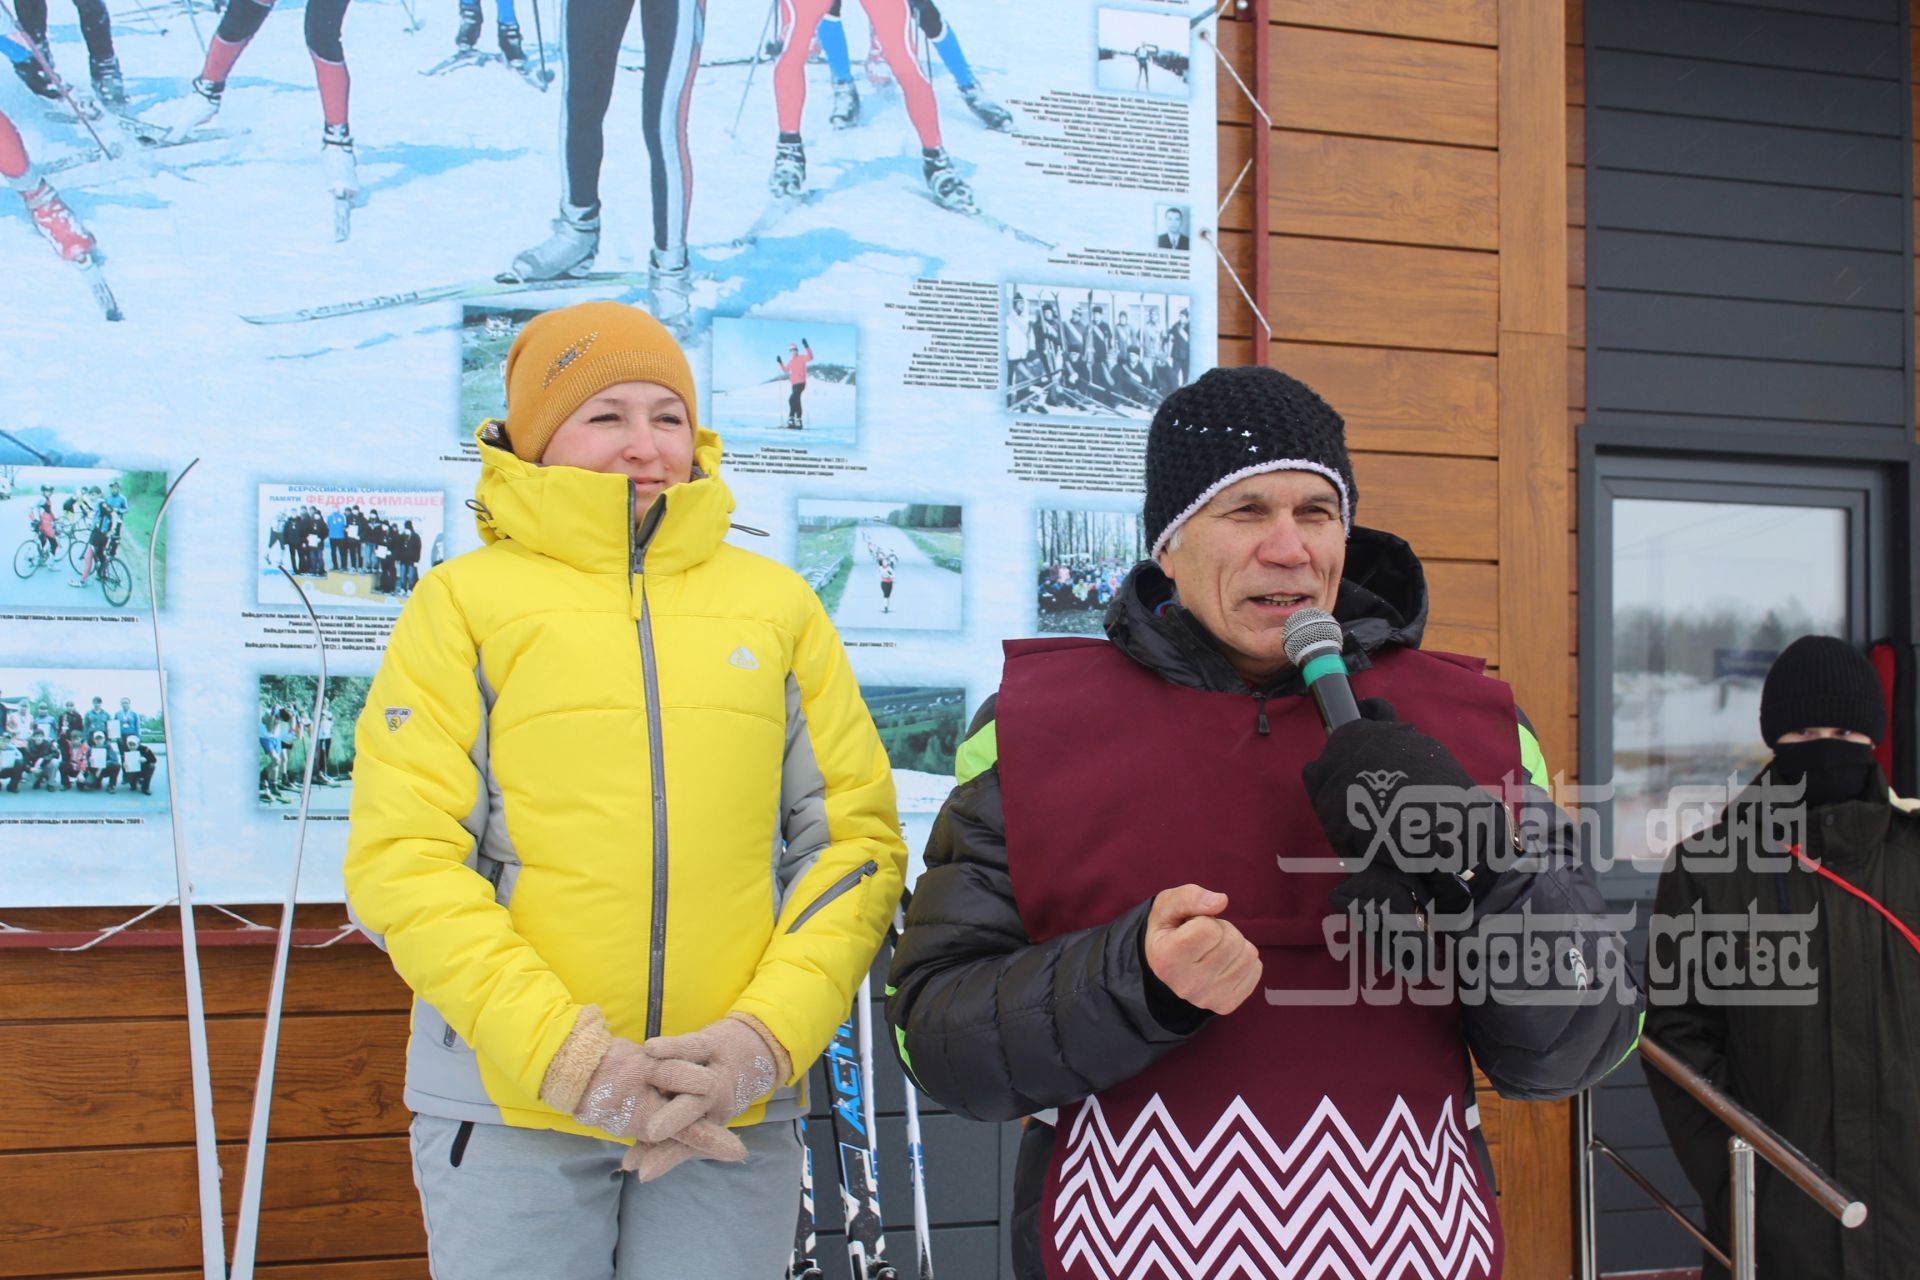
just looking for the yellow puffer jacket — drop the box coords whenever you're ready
[344,425,905,1137]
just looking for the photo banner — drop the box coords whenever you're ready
[0,0,1218,905]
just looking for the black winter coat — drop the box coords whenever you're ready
[888,529,1643,1275]
[1645,771,1920,1279]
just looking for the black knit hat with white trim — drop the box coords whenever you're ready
[1144,365,1356,559]
[1759,635,1886,747]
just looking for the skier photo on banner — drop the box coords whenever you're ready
[777,337,812,429]
[1094,7,1190,98]
[808,0,1009,133]
[771,0,974,214]
[147,0,362,228]
[501,0,702,332]
[8,0,126,107]
[438,0,540,80]
[0,102,116,317]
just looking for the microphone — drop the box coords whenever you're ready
[1282,607,1359,734]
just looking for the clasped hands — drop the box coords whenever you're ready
[573,1012,789,1182]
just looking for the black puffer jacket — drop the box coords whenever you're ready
[1645,770,1920,1279]
[886,530,1642,1270]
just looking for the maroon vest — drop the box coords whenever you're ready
[997,638,1522,1280]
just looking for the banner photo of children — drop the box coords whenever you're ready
[255,674,371,812]
[0,668,167,815]
[709,317,859,447]
[256,485,445,610]
[1036,507,1146,635]
[0,465,168,611]
[796,500,963,633]
[860,686,966,814]
[1003,284,1192,420]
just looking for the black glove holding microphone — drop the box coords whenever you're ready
[1284,608,1514,930]
[1303,697,1517,929]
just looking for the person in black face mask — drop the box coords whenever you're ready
[1646,634,1919,1280]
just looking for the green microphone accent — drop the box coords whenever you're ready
[1300,652,1347,686]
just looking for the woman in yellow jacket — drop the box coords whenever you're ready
[344,302,906,1277]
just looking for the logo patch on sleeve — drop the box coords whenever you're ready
[384,707,412,732]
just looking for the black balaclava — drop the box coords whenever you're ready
[1771,739,1879,808]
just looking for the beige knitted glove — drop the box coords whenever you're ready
[618,1118,752,1183]
[538,1006,716,1140]
[638,1013,791,1144]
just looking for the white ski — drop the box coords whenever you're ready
[240,269,651,324]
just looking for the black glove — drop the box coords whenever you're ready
[1300,699,1506,927]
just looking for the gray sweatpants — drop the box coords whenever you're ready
[409,1113,802,1278]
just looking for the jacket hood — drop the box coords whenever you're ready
[470,421,734,575]
[1102,524,1430,693]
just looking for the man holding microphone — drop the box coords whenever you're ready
[888,365,1641,1278]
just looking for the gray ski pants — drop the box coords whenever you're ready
[409,1113,802,1278]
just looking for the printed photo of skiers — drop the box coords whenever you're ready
[795,499,962,632]
[458,304,542,436]
[0,668,167,820]
[254,672,370,812]
[256,485,443,611]
[858,684,964,813]
[0,464,166,611]
[709,316,857,447]
[1035,507,1143,635]
[1003,283,1191,419]
[1095,8,1193,98]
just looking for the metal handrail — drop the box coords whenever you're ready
[1575,1033,1867,1280]
[1639,1037,1867,1228]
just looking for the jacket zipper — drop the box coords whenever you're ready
[784,860,880,935]
[633,498,671,1040]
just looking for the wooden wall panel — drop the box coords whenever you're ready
[1265,27,1499,146]
[1266,132,1499,250]
[1270,0,1498,46]
[1269,238,1499,352]
[1266,341,1498,456]
[0,1137,423,1276]
[1,1014,409,1148]
[1351,453,1499,561]
[1423,561,1500,662]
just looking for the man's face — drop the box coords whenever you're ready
[91,699,102,709]
[120,699,130,710]
[1156,470,1346,683]
[1165,209,1184,235]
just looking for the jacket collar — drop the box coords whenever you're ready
[1102,524,1430,695]
[470,422,734,575]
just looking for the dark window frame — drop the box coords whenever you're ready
[1578,424,1920,892]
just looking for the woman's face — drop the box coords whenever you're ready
[541,381,696,521]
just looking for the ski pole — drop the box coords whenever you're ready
[146,459,226,1280]
[395,0,422,33]
[0,0,117,153]
[892,904,934,1279]
[527,0,551,85]
[727,0,778,138]
[229,570,328,1280]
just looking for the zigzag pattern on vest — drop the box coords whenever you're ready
[1053,1094,1496,1279]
